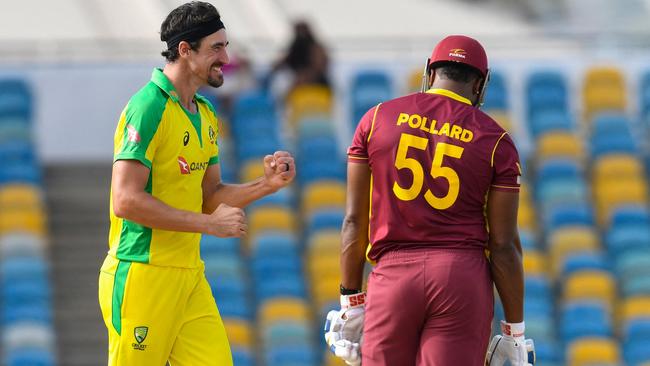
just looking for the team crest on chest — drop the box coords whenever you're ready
[208,125,216,144]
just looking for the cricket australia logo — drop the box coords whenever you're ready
[208,125,216,144]
[132,326,148,351]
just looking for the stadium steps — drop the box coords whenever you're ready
[45,163,111,366]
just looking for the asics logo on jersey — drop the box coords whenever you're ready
[178,156,209,175]
[183,131,190,146]
[448,48,467,59]
[126,124,141,143]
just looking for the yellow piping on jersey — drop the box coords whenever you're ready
[426,88,472,106]
[491,132,508,167]
[366,103,382,143]
[366,173,376,265]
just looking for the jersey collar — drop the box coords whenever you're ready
[425,88,472,106]
[151,68,181,103]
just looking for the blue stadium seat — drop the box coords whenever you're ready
[265,346,318,366]
[536,159,581,183]
[621,275,650,297]
[1,279,50,307]
[232,91,275,118]
[251,256,302,280]
[262,321,312,347]
[214,295,252,320]
[5,347,54,366]
[297,135,340,164]
[236,137,280,163]
[0,79,32,120]
[536,178,589,212]
[525,276,552,299]
[561,252,611,278]
[0,117,32,143]
[231,347,254,366]
[0,163,41,185]
[615,249,650,280]
[560,301,612,343]
[519,230,538,250]
[591,134,639,159]
[1,303,52,326]
[592,113,633,136]
[296,117,335,139]
[256,276,306,302]
[524,298,554,319]
[207,276,247,299]
[530,109,574,139]
[0,140,36,165]
[252,232,299,257]
[203,256,245,279]
[545,204,595,232]
[482,71,508,110]
[623,318,650,341]
[610,206,650,228]
[297,161,346,185]
[307,209,344,235]
[624,339,650,366]
[351,70,392,125]
[200,236,240,257]
[606,225,650,256]
[533,339,562,364]
[0,257,48,284]
[248,188,294,209]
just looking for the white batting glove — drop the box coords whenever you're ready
[323,292,366,366]
[485,321,535,366]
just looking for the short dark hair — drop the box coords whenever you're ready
[434,62,481,83]
[160,1,221,62]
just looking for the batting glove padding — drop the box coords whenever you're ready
[485,321,535,366]
[324,293,366,366]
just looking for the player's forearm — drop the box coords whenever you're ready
[489,243,525,323]
[203,179,276,213]
[114,190,210,234]
[340,215,369,290]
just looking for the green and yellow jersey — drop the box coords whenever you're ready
[108,68,219,268]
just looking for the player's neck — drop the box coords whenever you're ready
[430,80,476,104]
[162,64,201,112]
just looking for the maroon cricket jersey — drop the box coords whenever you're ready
[348,88,521,261]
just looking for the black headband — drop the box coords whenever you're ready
[165,17,225,50]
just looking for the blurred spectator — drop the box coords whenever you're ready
[267,20,330,96]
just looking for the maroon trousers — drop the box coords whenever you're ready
[362,248,494,366]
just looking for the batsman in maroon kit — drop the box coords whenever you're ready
[324,35,535,366]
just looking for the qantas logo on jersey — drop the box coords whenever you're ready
[126,124,141,143]
[178,156,209,175]
[448,48,467,59]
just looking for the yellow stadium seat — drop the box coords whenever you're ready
[592,154,644,182]
[567,337,621,366]
[307,229,340,253]
[287,85,333,125]
[308,254,340,279]
[523,250,547,276]
[564,270,616,305]
[583,66,627,120]
[536,132,584,161]
[223,318,253,348]
[594,179,648,225]
[247,207,297,242]
[619,296,650,322]
[313,276,341,309]
[239,159,265,182]
[0,208,47,235]
[302,180,346,216]
[258,298,311,326]
[487,111,513,132]
[325,350,347,366]
[584,67,625,90]
[407,68,425,93]
[0,184,43,210]
[548,227,600,276]
[518,202,536,231]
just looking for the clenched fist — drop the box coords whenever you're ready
[206,203,247,238]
